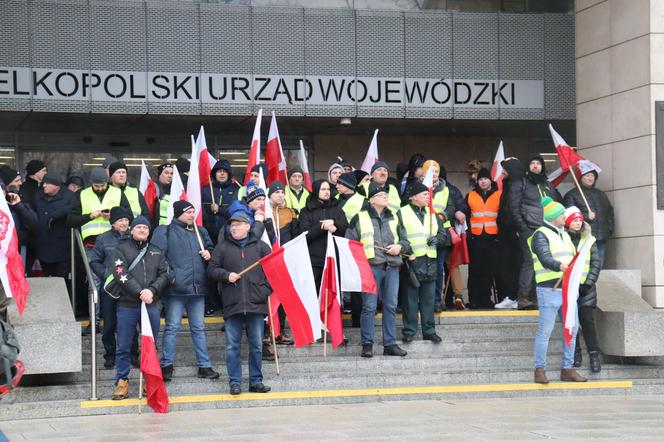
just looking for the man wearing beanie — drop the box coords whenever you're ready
[397,181,447,344]
[509,153,562,310]
[285,166,310,213]
[564,206,603,373]
[22,159,47,207]
[152,163,173,227]
[88,206,135,370]
[108,161,150,220]
[336,171,366,223]
[151,200,219,381]
[202,159,241,244]
[346,182,408,358]
[529,196,586,384]
[110,215,171,401]
[367,161,401,213]
[238,163,267,200]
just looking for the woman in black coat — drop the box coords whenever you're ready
[298,179,348,290]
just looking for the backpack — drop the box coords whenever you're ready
[0,320,20,390]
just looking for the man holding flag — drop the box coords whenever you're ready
[528,197,586,384]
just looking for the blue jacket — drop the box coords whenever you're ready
[151,219,214,297]
[33,188,74,263]
[89,228,130,280]
[201,179,241,243]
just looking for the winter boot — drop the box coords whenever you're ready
[534,368,549,384]
[589,351,602,373]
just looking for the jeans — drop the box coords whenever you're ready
[224,312,264,387]
[101,291,138,361]
[361,266,399,346]
[434,246,446,305]
[534,286,578,369]
[116,303,160,383]
[402,280,436,337]
[161,295,211,368]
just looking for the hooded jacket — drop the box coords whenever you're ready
[563,172,614,242]
[569,222,601,307]
[497,157,523,233]
[202,160,241,243]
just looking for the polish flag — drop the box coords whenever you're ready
[186,135,203,226]
[139,160,158,219]
[265,112,288,185]
[244,109,263,184]
[561,236,593,347]
[333,236,376,294]
[298,140,312,191]
[319,232,343,349]
[491,141,505,190]
[548,124,586,187]
[195,126,213,188]
[259,232,322,347]
[360,129,379,173]
[0,188,30,315]
[165,165,188,224]
[258,167,281,336]
[449,221,470,269]
[140,302,169,413]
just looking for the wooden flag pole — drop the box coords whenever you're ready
[236,260,262,278]
[374,245,414,260]
[567,166,593,215]
[267,296,280,376]
[192,223,206,252]
[138,371,143,415]
[323,286,329,358]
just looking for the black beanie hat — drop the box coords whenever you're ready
[407,181,428,199]
[250,163,268,178]
[337,172,357,189]
[367,182,388,199]
[130,215,151,229]
[175,158,190,174]
[288,166,303,178]
[0,166,20,186]
[26,159,46,176]
[173,200,194,215]
[268,181,285,196]
[157,163,173,177]
[108,161,127,176]
[353,170,369,184]
[65,176,85,188]
[110,206,133,224]
[42,172,64,186]
[477,167,492,181]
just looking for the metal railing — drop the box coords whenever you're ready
[70,228,98,401]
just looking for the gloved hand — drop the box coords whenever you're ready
[426,236,438,247]
[579,283,593,294]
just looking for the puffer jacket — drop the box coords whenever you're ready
[530,222,569,288]
[569,222,601,307]
[563,177,614,241]
[150,219,214,297]
[111,238,171,307]
[207,232,272,318]
[346,206,408,268]
[509,154,562,237]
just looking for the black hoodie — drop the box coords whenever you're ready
[497,157,523,232]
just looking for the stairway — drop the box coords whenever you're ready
[2,311,661,420]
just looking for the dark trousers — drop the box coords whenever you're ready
[467,236,499,308]
[577,305,600,353]
[101,292,138,361]
[115,303,160,383]
[517,234,536,305]
[495,230,521,302]
[41,260,71,296]
[402,280,436,337]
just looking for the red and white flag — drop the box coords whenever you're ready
[195,126,213,188]
[265,112,288,185]
[257,168,277,249]
[140,302,169,413]
[186,135,203,226]
[491,141,505,190]
[259,232,322,347]
[333,236,376,294]
[548,124,586,187]
[360,129,379,173]
[298,140,312,191]
[561,236,593,347]
[165,165,187,224]
[244,109,263,184]
[0,188,29,315]
[319,232,343,349]
[139,160,158,219]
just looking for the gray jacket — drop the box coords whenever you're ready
[346,206,408,268]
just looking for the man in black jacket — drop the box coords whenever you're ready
[509,154,562,310]
[207,214,272,396]
[111,216,171,400]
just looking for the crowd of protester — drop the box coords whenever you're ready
[0,148,615,398]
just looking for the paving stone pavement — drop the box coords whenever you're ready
[3,395,664,441]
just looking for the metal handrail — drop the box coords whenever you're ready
[72,228,98,401]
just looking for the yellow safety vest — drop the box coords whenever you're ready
[527,226,575,284]
[399,205,437,258]
[576,234,597,283]
[340,192,366,222]
[285,186,309,213]
[357,210,399,259]
[361,182,401,213]
[79,186,122,240]
[432,186,451,228]
[122,185,142,217]
[159,193,170,225]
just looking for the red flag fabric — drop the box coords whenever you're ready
[266,112,288,185]
[259,233,322,347]
[139,160,157,219]
[561,237,592,347]
[0,188,29,315]
[195,126,213,188]
[333,236,377,294]
[140,302,169,413]
[556,145,584,172]
[298,140,312,192]
[449,224,470,269]
[244,109,263,184]
[319,232,343,349]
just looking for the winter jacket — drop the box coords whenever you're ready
[299,179,348,268]
[21,177,40,207]
[346,206,408,268]
[396,204,447,282]
[150,219,214,297]
[67,186,132,244]
[33,188,75,263]
[207,232,272,318]
[563,181,614,241]
[509,154,562,238]
[497,158,524,233]
[569,223,601,307]
[9,200,38,250]
[202,177,241,243]
[111,238,171,307]
[89,228,130,280]
[530,223,569,288]
[264,204,300,245]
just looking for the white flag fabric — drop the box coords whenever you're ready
[166,165,186,224]
[360,129,379,173]
[186,135,203,226]
[257,168,275,248]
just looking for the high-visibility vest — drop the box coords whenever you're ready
[576,234,597,283]
[340,192,366,222]
[285,186,309,213]
[357,210,399,259]
[432,186,451,228]
[361,182,401,213]
[122,185,142,217]
[527,226,575,284]
[468,190,501,235]
[79,186,122,240]
[159,193,170,225]
[399,205,437,258]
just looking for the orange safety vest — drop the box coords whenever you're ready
[468,190,501,235]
